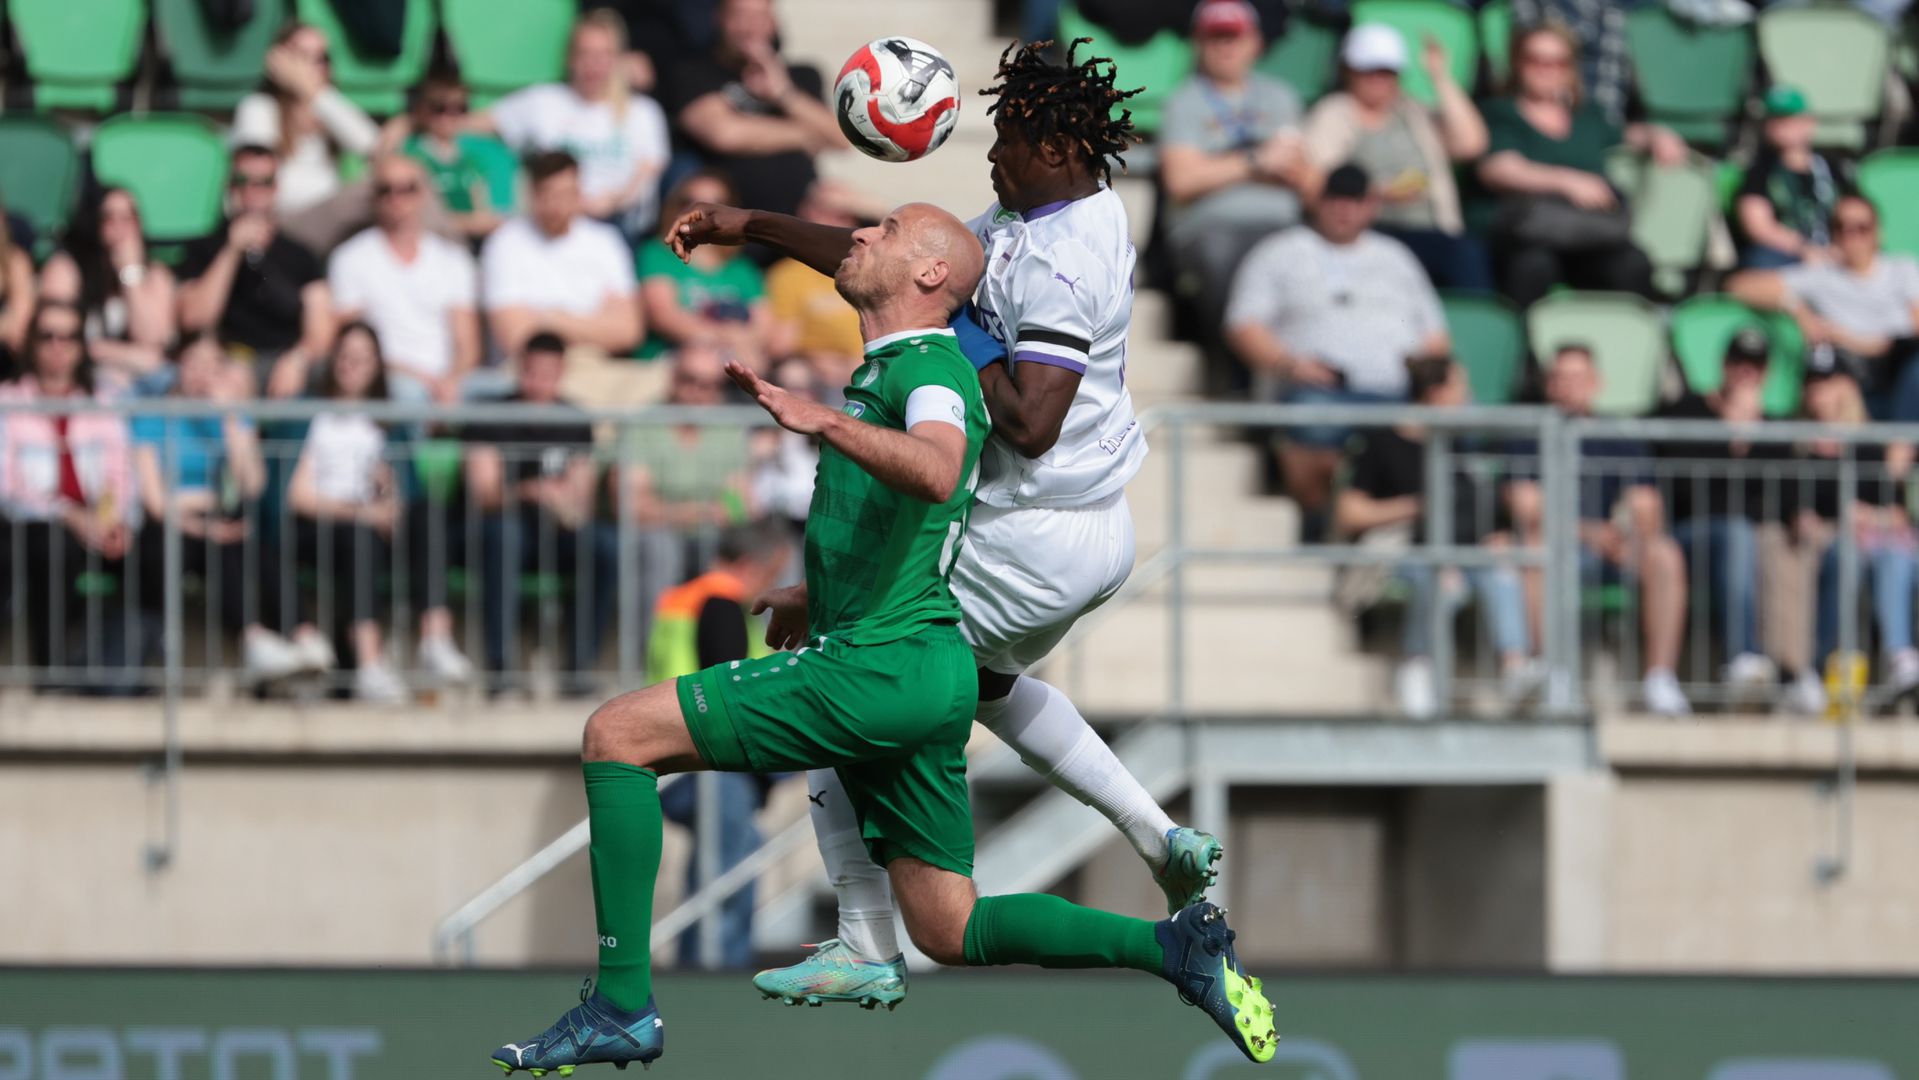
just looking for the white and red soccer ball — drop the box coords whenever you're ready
[834,36,960,163]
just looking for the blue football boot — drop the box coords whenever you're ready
[491,981,664,1075]
[751,938,909,1010]
[1153,827,1224,914]
[1157,902,1278,1063]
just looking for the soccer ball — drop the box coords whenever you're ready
[834,37,961,163]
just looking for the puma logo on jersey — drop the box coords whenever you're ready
[1053,272,1081,293]
[807,790,828,807]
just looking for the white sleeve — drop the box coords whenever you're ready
[1223,234,1289,330]
[628,95,671,168]
[489,86,542,149]
[312,87,380,156]
[1391,240,1444,337]
[904,383,967,432]
[1776,262,1815,306]
[595,228,638,298]
[326,242,368,311]
[1008,238,1104,374]
[480,229,525,307]
[444,243,479,308]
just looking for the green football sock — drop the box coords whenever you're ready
[584,762,662,1012]
[962,893,1162,974]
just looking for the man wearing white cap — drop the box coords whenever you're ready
[1159,0,1313,392]
[1302,23,1492,290]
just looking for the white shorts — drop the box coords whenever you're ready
[950,492,1136,675]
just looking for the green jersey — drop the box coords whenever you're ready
[805,328,989,645]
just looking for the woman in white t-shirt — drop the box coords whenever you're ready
[478,9,670,236]
[232,22,381,216]
[288,323,474,703]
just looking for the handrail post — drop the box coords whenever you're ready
[1424,432,1453,716]
[145,414,183,873]
[1543,413,1579,716]
[696,773,722,968]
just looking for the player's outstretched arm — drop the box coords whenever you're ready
[666,202,855,277]
[727,361,966,503]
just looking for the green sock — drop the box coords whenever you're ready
[961,893,1162,974]
[584,762,662,1012]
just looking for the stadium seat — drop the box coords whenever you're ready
[1260,17,1339,102]
[1624,7,1752,147]
[1859,149,1919,260]
[153,0,291,111]
[0,117,79,250]
[12,0,148,110]
[90,114,229,242]
[1441,291,1525,404]
[1606,151,1719,296]
[1347,0,1477,107]
[1756,5,1890,150]
[1526,291,1665,415]
[1479,0,1512,89]
[1669,295,1806,416]
[1057,3,1192,135]
[294,0,438,115]
[442,0,573,106]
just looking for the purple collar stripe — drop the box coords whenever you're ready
[1019,199,1075,222]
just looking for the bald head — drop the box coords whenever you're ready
[835,202,986,321]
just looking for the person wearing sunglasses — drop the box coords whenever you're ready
[176,145,332,399]
[391,70,509,242]
[1475,24,1681,309]
[1731,194,1919,420]
[327,155,481,407]
[233,21,379,217]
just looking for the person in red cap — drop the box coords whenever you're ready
[1159,0,1315,393]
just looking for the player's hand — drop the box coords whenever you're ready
[726,361,840,436]
[666,202,752,262]
[752,584,809,651]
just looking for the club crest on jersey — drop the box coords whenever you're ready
[857,362,883,388]
[843,401,866,418]
[993,208,1019,224]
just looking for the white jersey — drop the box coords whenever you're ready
[965,187,1147,509]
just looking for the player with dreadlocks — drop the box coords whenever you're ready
[661,39,1278,1066]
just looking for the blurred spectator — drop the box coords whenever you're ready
[328,155,481,405]
[1505,345,1690,716]
[391,70,510,241]
[233,22,380,216]
[1334,356,1533,719]
[1729,195,1919,420]
[0,188,36,369]
[464,332,615,696]
[615,342,753,635]
[1225,164,1449,525]
[1654,328,1786,704]
[637,170,781,362]
[176,146,332,399]
[1788,351,1919,712]
[658,0,845,220]
[1734,86,1842,270]
[1304,26,1493,291]
[133,334,333,686]
[0,302,141,677]
[41,187,177,393]
[477,10,671,237]
[649,518,791,968]
[288,322,476,702]
[764,181,868,388]
[1159,0,1311,359]
[748,357,821,528]
[480,151,643,378]
[1511,0,1631,125]
[1477,25,1674,309]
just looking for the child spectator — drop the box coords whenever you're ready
[1734,86,1843,270]
[392,71,512,241]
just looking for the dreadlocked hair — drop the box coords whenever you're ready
[980,38,1144,179]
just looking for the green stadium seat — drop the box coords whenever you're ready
[1348,0,1477,107]
[1669,295,1806,416]
[153,0,291,111]
[12,0,148,110]
[90,114,229,242]
[295,0,438,115]
[0,117,79,250]
[1859,149,1919,259]
[1479,0,1512,89]
[1606,150,1719,296]
[1260,17,1339,102]
[1756,5,1890,150]
[1441,291,1525,404]
[1624,7,1752,147]
[1526,291,1665,416]
[1057,3,1192,135]
[442,0,574,106]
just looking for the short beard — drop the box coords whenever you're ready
[834,261,896,311]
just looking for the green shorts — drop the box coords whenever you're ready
[677,623,979,875]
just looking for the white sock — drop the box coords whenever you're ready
[979,676,1177,867]
[804,768,900,962]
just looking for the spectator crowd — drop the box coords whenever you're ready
[3,0,1919,721]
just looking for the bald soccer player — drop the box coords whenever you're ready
[487,204,1277,1075]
